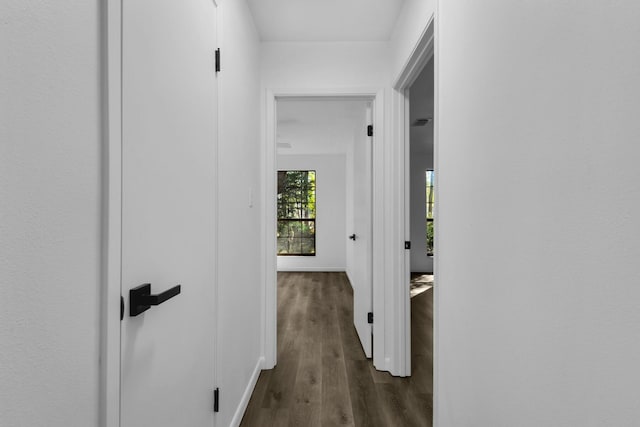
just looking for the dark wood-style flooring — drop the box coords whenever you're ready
[240,272,433,426]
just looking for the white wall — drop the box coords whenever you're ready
[277,154,347,271]
[216,1,263,426]
[261,42,390,89]
[0,0,101,425]
[437,2,640,426]
[409,59,434,273]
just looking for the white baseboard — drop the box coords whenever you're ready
[276,267,346,272]
[230,357,264,427]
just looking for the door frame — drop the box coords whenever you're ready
[261,89,385,371]
[391,16,435,378]
[101,1,122,425]
[100,1,219,426]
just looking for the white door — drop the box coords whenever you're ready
[351,104,374,358]
[120,1,218,426]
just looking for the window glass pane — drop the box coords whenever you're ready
[290,220,302,237]
[426,170,435,254]
[277,237,289,254]
[301,238,315,255]
[300,220,314,238]
[426,221,434,255]
[276,170,316,255]
[426,203,434,220]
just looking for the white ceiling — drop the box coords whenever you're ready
[246,0,406,42]
[277,99,369,155]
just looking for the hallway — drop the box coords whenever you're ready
[240,272,432,426]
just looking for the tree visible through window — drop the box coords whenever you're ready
[426,170,434,256]
[277,170,316,256]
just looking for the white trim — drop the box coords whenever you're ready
[261,90,278,369]
[345,270,354,287]
[403,89,413,376]
[213,1,221,422]
[277,267,347,272]
[385,88,405,376]
[432,4,441,425]
[100,0,122,426]
[371,89,387,372]
[212,6,222,427]
[393,16,435,91]
[229,357,264,427]
[262,88,385,372]
[390,15,436,378]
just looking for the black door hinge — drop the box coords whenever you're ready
[215,49,221,73]
[405,241,411,250]
[120,296,124,321]
[367,125,373,137]
[367,312,373,324]
[213,388,220,412]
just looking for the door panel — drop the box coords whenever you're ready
[352,105,373,358]
[121,1,217,426]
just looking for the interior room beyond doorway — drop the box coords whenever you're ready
[274,97,374,361]
[275,98,370,273]
[409,58,435,277]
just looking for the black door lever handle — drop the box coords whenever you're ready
[130,283,181,317]
[349,234,357,241]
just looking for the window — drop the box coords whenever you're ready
[277,170,316,256]
[426,170,434,256]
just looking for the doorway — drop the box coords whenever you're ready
[406,57,435,415]
[262,91,385,370]
[408,59,435,279]
[275,97,373,357]
[392,10,434,399]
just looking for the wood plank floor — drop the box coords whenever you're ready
[240,272,433,427]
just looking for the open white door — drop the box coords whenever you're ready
[351,104,374,358]
[120,0,218,426]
